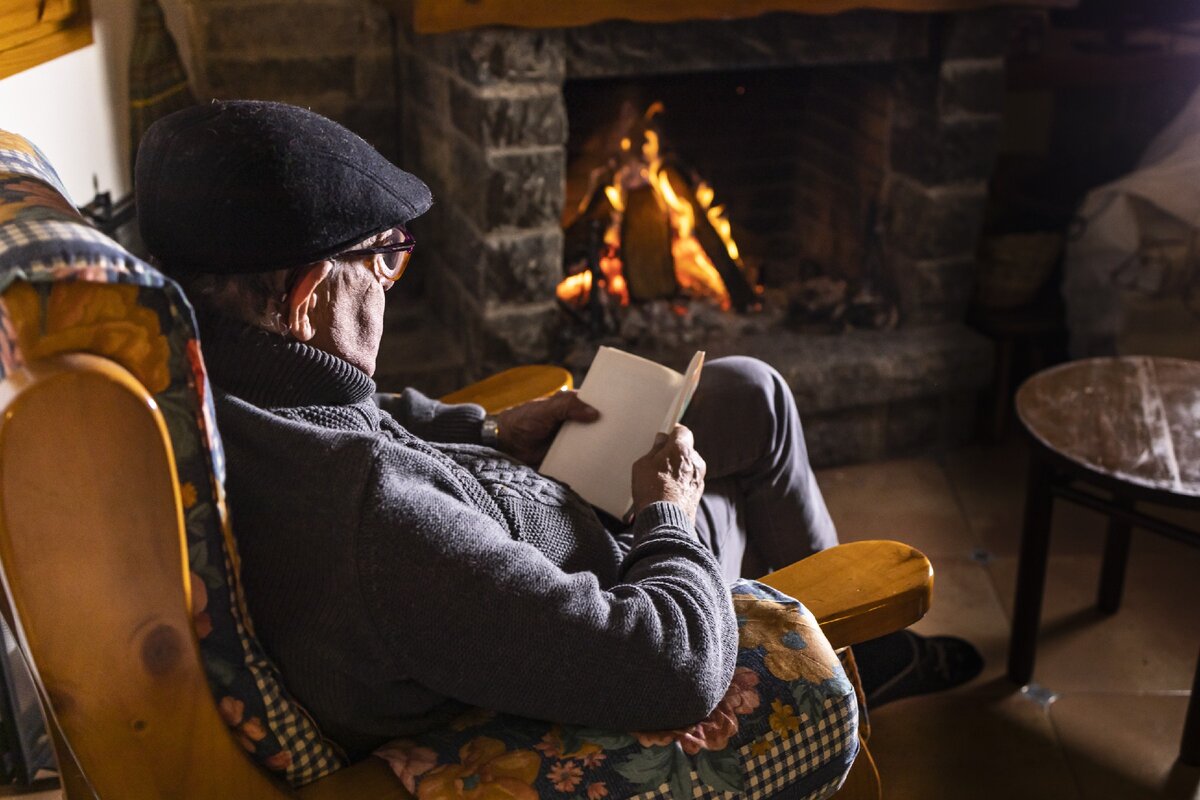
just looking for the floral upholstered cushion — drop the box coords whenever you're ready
[376,580,859,800]
[0,131,345,786]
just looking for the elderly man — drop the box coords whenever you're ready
[135,100,976,758]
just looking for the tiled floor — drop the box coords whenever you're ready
[816,440,1200,799]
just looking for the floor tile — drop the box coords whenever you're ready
[987,550,1200,693]
[816,457,980,559]
[909,558,1013,688]
[1051,693,1200,800]
[867,681,1080,800]
[945,440,1111,558]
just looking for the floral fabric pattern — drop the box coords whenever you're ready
[377,580,859,800]
[0,133,344,786]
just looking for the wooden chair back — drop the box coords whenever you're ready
[0,353,292,799]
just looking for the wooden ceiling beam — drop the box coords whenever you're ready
[409,0,1076,34]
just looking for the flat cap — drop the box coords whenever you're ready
[135,100,432,274]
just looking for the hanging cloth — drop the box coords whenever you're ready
[129,0,194,175]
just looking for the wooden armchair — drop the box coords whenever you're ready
[0,350,930,799]
[0,128,932,799]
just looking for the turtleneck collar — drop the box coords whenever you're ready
[197,313,376,408]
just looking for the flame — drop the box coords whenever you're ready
[556,102,748,313]
[557,224,630,307]
[642,129,660,164]
[556,270,592,304]
[600,222,629,305]
[696,182,741,263]
[604,185,625,214]
[656,171,729,310]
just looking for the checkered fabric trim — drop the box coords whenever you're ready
[744,693,857,799]
[252,660,344,783]
[0,219,139,262]
[628,693,858,800]
[806,775,849,800]
[0,149,70,199]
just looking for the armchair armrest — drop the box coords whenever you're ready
[760,540,934,649]
[439,366,573,414]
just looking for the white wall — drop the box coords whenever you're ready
[0,0,193,205]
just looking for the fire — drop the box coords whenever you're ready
[697,183,740,262]
[556,218,629,305]
[556,270,591,304]
[654,170,729,309]
[557,103,752,313]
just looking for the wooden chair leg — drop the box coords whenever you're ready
[1008,452,1055,686]
[830,646,881,800]
[831,738,881,800]
[837,647,869,743]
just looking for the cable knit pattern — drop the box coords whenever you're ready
[200,317,740,759]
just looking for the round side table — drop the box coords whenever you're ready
[1007,356,1200,765]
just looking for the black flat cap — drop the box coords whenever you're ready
[135,100,432,274]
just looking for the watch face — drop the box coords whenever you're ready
[482,417,500,447]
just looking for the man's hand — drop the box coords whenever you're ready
[631,424,706,522]
[494,390,599,466]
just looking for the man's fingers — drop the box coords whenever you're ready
[669,423,695,449]
[565,394,600,422]
[550,390,600,422]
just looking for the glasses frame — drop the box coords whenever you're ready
[337,226,417,282]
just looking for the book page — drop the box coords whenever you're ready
[540,347,689,518]
[659,351,705,434]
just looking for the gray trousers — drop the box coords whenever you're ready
[681,356,839,581]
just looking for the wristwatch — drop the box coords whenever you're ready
[481,416,501,448]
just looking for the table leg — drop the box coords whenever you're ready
[991,338,1014,442]
[1182,647,1200,767]
[1097,498,1132,615]
[1008,452,1055,686]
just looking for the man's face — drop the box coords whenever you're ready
[305,251,390,377]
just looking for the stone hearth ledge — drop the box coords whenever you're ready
[375,314,993,466]
[613,322,994,464]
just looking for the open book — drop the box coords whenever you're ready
[540,347,704,518]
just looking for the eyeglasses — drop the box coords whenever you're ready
[337,226,416,283]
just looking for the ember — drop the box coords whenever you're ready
[559,104,759,316]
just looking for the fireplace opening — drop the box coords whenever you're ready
[559,64,901,349]
[557,102,759,317]
[393,10,1009,464]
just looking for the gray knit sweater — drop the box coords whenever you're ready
[201,319,739,758]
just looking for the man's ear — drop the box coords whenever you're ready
[286,261,335,342]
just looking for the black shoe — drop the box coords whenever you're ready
[855,630,984,708]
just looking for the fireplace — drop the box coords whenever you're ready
[391,5,1009,464]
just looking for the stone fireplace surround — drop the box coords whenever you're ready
[186,1,1008,464]
[392,9,1001,463]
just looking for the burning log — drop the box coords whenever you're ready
[557,102,760,315]
[661,165,756,312]
[563,170,614,267]
[621,185,676,301]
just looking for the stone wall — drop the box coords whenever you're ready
[179,0,401,160]
[884,13,1008,325]
[395,22,568,374]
